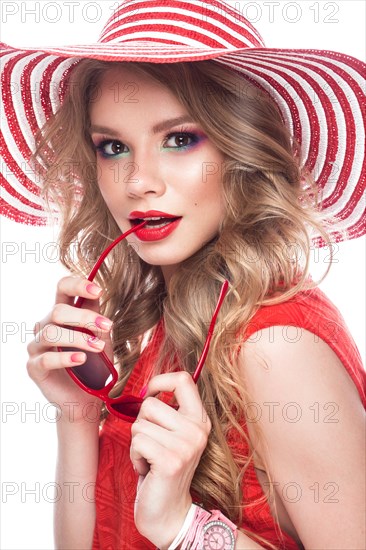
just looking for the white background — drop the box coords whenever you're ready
[1,1,365,548]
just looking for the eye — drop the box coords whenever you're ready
[94,139,127,157]
[164,132,199,149]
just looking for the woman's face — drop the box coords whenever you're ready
[89,66,226,280]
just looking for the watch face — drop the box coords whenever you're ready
[202,520,235,550]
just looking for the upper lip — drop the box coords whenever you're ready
[129,210,180,220]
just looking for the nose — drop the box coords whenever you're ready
[124,151,166,199]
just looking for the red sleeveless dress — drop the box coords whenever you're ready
[92,287,365,549]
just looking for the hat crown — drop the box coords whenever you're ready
[98,0,265,50]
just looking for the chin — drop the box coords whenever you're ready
[142,254,185,267]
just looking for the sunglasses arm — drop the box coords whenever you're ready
[192,279,229,383]
[74,222,147,308]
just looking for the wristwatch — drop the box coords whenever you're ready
[200,510,237,550]
[178,505,238,550]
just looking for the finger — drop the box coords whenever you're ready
[143,371,205,418]
[34,299,110,338]
[132,414,206,469]
[49,303,112,334]
[137,474,145,493]
[27,350,86,381]
[136,396,181,431]
[55,276,103,307]
[27,324,106,355]
[132,412,177,442]
[130,431,174,477]
[134,400,210,463]
[33,278,104,336]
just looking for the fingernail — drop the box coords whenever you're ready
[95,316,113,331]
[87,336,105,349]
[86,283,102,296]
[71,352,86,363]
[139,385,147,399]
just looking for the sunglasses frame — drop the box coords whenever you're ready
[58,222,229,422]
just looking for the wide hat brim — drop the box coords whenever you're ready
[1,1,365,245]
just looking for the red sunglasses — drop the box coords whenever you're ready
[59,223,229,422]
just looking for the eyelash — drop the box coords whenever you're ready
[163,129,201,151]
[94,139,127,158]
[93,128,202,158]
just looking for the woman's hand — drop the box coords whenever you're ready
[130,371,212,549]
[26,275,113,423]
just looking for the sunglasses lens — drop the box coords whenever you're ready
[109,396,143,420]
[65,347,113,390]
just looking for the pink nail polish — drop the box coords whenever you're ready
[95,316,112,330]
[87,336,104,349]
[71,352,86,363]
[86,283,102,296]
[139,385,148,398]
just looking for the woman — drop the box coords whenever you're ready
[1,0,365,548]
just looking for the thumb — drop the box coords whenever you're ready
[134,474,146,514]
[137,474,145,493]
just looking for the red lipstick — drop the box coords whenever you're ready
[129,210,182,241]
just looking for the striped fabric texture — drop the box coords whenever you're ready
[0,0,365,243]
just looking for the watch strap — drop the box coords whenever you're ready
[167,503,198,550]
[180,505,237,549]
[181,505,211,548]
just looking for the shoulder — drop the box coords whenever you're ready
[239,285,365,430]
[240,324,363,414]
[238,323,365,547]
[244,285,349,340]
[242,286,366,405]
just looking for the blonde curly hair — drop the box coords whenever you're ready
[33,58,334,548]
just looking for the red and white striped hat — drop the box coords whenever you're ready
[1,0,365,242]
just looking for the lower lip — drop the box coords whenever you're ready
[132,218,181,242]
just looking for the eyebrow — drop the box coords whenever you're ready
[89,115,195,137]
[151,115,194,135]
